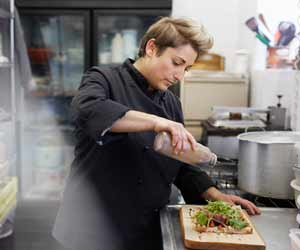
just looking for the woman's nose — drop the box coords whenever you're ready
[174,70,185,82]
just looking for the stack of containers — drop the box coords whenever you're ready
[291,143,300,206]
[0,132,18,238]
[290,143,300,249]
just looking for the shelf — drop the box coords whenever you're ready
[24,124,74,132]
[28,90,78,97]
[0,8,10,19]
[25,185,63,201]
[0,62,12,68]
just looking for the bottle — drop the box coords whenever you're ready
[98,33,111,64]
[111,32,124,63]
[153,132,217,167]
[122,29,137,59]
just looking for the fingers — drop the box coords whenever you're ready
[168,123,190,154]
[187,131,198,151]
[173,127,189,154]
[154,117,197,155]
[233,196,261,215]
[210,153,218,166]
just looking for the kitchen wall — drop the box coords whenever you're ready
[172,0,300,130]
[172,0,257,72]
[172,0,299,71]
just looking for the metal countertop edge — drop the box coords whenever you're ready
[163,205,298,213]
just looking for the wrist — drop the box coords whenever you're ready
[201,187,222,201]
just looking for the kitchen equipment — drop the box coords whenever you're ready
[179,205,266,250]
[238,131,300,199]
[208,106,267,129]
[258,14,271,33]
[153,132,217,167]
[268,95,286,130]
[245,17,271,46]
[181,71,249,121]
[203,107,267,159]
[277,21,296,47]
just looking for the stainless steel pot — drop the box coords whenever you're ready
[237,131,300,199]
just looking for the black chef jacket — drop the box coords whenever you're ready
[53,59,215,250]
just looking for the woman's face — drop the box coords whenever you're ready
[142,40,198,91]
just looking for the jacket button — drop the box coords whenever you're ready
[153,208,159,213]
[143,146,150,152]
[137,178,143,185]
[168,183,172,187]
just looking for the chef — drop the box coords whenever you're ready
[53,17,260,250]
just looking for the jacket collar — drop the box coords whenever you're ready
[123,58,165,100]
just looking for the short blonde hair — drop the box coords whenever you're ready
[138,17,213,60]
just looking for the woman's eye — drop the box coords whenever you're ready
[172,60,181,66]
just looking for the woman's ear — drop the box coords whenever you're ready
[144,38,157,57]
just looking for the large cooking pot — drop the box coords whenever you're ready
[237,131,300,199]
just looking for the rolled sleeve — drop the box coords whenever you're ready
[72,67,130,141]
[174,165,216,204]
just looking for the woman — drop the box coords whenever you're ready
[53,17,260,250]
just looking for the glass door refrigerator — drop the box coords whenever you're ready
[18,10,89,200]
[17,5,170,201]
[94,10,168,66]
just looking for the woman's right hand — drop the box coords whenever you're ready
[152,116,198,155]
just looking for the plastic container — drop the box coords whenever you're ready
[290,228,300,250]
[294,167,300,185]
[111,33,124,63]
[295,143,300,167]
[153,132,217,167]
[290,179,300,207]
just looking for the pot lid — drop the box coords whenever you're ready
[237,131,300,144]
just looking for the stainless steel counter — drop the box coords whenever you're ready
[160,205,298,250]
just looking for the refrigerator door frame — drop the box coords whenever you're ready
[16,0,171,9]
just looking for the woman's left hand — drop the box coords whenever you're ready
[202,187,261,215]
[217,193,261,215]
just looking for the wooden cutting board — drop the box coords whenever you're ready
[179,205,266,250]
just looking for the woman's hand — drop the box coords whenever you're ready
[202,187,261,215]
[111,110,199,155]
[152,116,197,154]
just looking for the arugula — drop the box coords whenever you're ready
[195,211,208,225]
[228,218,248,230]
[205,201,248,229]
